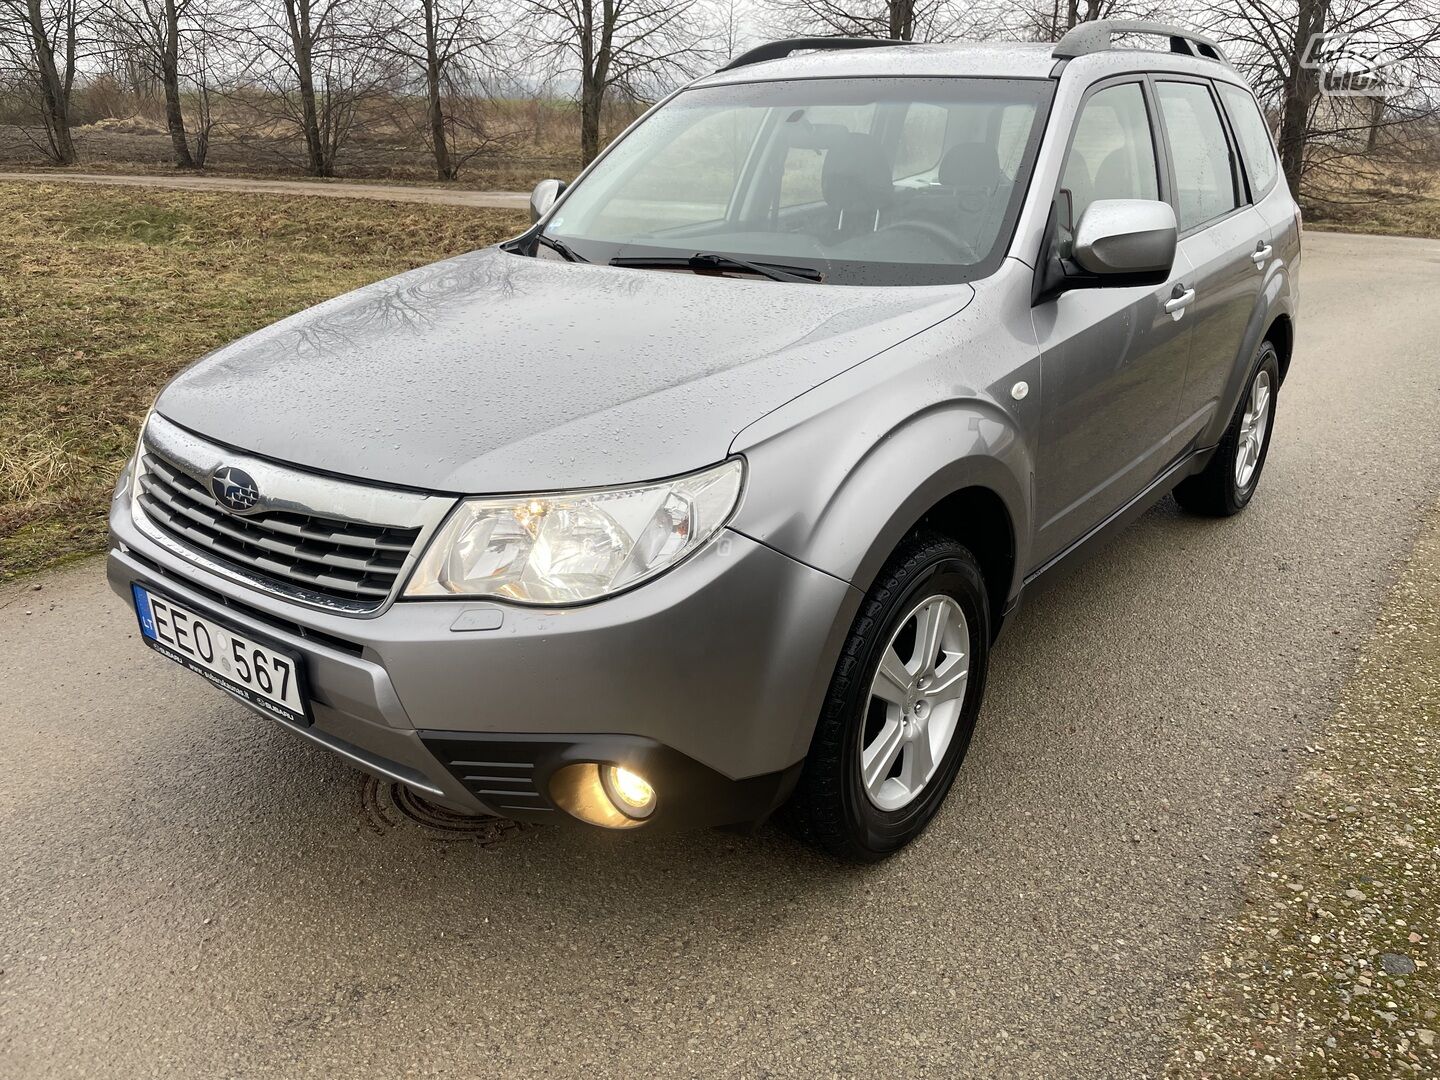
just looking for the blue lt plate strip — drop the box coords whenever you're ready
[132,583,158,640]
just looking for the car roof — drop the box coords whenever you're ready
[692,40,1246,90]
[695,42,1058,85]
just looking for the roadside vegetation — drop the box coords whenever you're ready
[1170,503,1440,1078]
[0,109,589,193]
[4,1,1437,217]
[0,181,527,581]
[1303,167,1440,240]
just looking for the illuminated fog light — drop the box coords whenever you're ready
[548,763,654,828]
[601,765,656,819]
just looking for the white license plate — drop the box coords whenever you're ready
[131,584,310,725]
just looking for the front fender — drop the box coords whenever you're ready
[709,267,1041,766]
[728,264,1040,603]
[731,397,1033,602]
[737,400,1031,601]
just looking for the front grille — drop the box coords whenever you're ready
[136,451,421,609]
[125,547,364,657]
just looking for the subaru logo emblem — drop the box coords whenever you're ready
[210,466,260,513]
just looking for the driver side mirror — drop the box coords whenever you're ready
[529,178,567,223]
[1072,199,1177,277]
[1032,198,1177,305]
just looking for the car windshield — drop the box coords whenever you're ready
[541,77,1055,286]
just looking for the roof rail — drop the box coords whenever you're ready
[719,36,903,72]
[1052,19,1228,64]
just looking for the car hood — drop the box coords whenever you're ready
[155,247,972,493]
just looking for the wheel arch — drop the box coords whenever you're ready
[1265,312,1294,384]
[906,486,1016,636]
[1201,276,1295,448]
[734,401,1035,640]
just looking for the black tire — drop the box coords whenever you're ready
[1173,341,1281,517]
[783,530,990,862]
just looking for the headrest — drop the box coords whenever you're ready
[821,132,893,215]
[1093,148,1136,201]
[939,142,1002,190]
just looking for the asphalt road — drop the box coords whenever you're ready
[3,231,1439,1079]
[0,169,531,209]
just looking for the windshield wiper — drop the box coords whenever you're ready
[535,233,588,263]
[609,252,823,283]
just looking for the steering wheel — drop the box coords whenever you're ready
[879,220,977,263]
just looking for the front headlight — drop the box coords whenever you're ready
[123,406,156,505]
[404,459,744,604]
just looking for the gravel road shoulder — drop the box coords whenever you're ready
[1170,500,1440,1078]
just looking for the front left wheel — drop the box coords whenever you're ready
[783,531,990,862]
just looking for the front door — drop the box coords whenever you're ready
[1032,79,1194,566]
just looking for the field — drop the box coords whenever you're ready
[0,120,583,192]
[0,182,528,581]
[1304,166,1440,240]
[0,93,619,190]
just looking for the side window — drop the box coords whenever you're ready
[995,104,1033,180]
[588,108,763,235]
[1156,81,1241,230]
[778,103,878,208]
[893,102,948,180]
[1216,82,1279,196]
[1057,82,1159,255]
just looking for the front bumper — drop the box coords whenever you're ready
[108,491,859,828]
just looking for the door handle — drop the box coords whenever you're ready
[1251,243,1273,267]
[1164,284,1195,319]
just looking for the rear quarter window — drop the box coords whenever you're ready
[1216,82,1280,197]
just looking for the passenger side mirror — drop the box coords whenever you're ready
[1072,199,1177,277]
[529,178,567,223]
[1032,198,1177,305]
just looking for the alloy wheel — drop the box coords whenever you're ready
[1235,368,1272,490]
[859,594,971,812]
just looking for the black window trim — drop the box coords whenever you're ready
[1147,73,1249,239]
[1211,78,1280,203]
[1044,73,1174,261]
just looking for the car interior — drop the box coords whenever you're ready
[566,90,1044,277]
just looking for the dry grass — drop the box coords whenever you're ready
[0,124,580,192]
[0,182,527,580]
[1303,165,1440,240]
[0,94,619,189]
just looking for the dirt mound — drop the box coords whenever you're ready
[78,116,167,137]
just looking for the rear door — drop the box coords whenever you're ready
[1152,78,1269,446]
[1031,78,1194,565]
[1215,80,1301,276]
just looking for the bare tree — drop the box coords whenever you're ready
[962,0,1163,44]
[0,0,84,163]
[524,0,712,165]
[763,0,948,41]
[101,0,217,167]
[225,0,388,176]
[1204,0,1440,196]
[715,0,743,60]
[373,0,504,180]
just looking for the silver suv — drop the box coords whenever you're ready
[109,22,1299,860]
